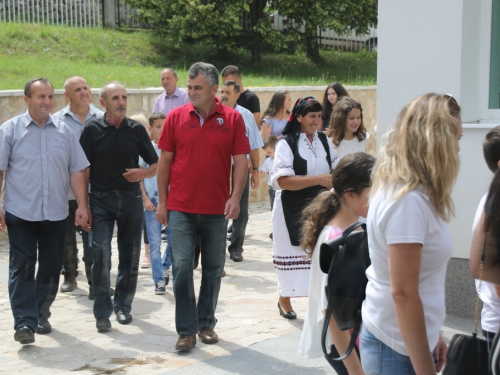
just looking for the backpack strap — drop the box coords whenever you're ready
[321,221,364,365]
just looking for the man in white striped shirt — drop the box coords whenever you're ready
[220,80,264,262]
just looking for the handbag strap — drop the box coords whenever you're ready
[321,225,363,364]
[473,237,487,335]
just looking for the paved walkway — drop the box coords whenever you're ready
[0,202,474,374]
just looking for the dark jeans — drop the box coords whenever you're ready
[228,172,249,255]
[6,212,67,331]
[169,210,227,335]
[63,199,92,282]
[89,188,143,319]
[269,187,275,211]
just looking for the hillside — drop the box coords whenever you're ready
[0,22,376,90]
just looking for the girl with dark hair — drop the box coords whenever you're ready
[320,82,349,131]
[270,97,338,319]
[298,152,374,375]
[260,91,292,140]
[326,97,368,161]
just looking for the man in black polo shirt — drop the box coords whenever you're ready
[80,82,158,332]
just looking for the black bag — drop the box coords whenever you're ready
[442,333,489,375]
[319,221,370,368]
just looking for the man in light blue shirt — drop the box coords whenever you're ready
[152,68,189,116]
[220,80,264,263]
[53,76,104,296]
[0,78,90,345]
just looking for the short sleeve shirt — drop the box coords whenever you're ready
[0,112,90,221]
[158,98,250,214]
[237,89,260,114]
[362,186,453,356]
[80,116,159,190]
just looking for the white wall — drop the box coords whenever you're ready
[378,0,494,258]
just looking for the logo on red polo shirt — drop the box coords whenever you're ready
[216,118,224,125]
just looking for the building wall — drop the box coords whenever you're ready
[0,86,377,204]
[379,0,493,317]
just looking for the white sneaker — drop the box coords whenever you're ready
[155,280,166,295]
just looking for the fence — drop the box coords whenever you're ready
[0,0,140,28]
[1,0,102,27]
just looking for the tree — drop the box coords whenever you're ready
[124,0,251,50]
[273,0,378,62]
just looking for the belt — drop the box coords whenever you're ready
[91,187,138,193]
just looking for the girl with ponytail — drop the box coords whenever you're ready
[298,152,375,375]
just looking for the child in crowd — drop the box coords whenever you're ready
[298,152,375,375]
[130,113,152,269]
[140,112,172,294]
[260,135,279,211]
[326,97,368,161]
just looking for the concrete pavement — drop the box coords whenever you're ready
[0,202,475,374]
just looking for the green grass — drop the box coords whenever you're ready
[0,22,376,90]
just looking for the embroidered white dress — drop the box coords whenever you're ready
[270,132,337,297]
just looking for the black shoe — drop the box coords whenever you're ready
[277,302,297,320]
[164,270,170,286]
[230,253,243,262]
[36,317,52,335]
[96,318,112,332]
[14,326,35,345]
[269,232,273,240]
[227,225,233,233]
[115,310,132,325]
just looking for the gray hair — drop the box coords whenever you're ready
[188,62,219,86]
[222,80,240,94]
[100,81,124,100]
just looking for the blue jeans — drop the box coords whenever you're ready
[360,325,416,375]
[169,210,227,335]
[6,212,67,331]
[144,196,172,283]
[89,188,143,319]
[228,172,249,255]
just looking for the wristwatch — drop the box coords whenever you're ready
[253,167,259,171]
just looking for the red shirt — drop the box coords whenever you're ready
[158,97,250,214]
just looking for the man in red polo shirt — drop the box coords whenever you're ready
[156,62,250,352]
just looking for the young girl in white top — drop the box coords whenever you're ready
[326,97,368,161]
[362,93,462,375]
[298,152,375,375]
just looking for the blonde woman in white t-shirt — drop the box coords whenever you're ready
[326,97,368,161]
[362,93,462,375]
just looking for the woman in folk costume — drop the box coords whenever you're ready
[270,97,338,319]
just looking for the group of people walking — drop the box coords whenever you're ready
[2,60,496,374]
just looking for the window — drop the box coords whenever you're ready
[489,0,500,109]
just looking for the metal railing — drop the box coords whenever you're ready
[1,0,102,28]
[0,0,142,29]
